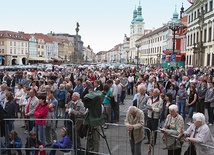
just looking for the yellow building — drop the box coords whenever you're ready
[0,31,28,65]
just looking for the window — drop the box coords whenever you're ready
[197,9,200,18]
[210,0,213,11]
[194,11,196,19]
[22,50,24,54]
[207,54,211,66]
[190,34,193,45]
[25,50,27,54]
[14,49,16,54]
[38,45,40,48]
[212,53,214,66]
[204,29,207,42]
[191,13,193,22]
[187,35,190,46]
[2,41,4,45]
[186,55,189,65]
[41,45,44,49]
[10,49,12,54]
[205,3,208,13]
[10,41,12,46]
[2,49,4,53]
[22,43,24,47]
[0,49,1,53]
[193,33,195,44]
[196,32,199,43]
[14,42,16,46]
[25,43,27,47]
[201,6,204,15]
[209,27,212,42]
[188,15,190,23]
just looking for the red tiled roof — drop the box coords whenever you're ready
[34,33,53,43]
[24,33,31,40]
[0,30,28,41]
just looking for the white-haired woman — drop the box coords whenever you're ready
[178,113,214,155]
[161,104,184,155]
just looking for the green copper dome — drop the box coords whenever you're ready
[135,5,144,22]
[172,6,179,21]
[131,7,138,24]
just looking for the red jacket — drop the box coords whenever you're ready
[34,103,49,126]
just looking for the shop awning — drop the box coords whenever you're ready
[28,57,48,61]
[51,57,63,61]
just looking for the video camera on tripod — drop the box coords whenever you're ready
[83,90,105,127]
[83,90,112,155]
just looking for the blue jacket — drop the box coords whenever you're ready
[74,84,83,95]
[7,135,23,148]
[56,135,72,149]
[55,89,67,103]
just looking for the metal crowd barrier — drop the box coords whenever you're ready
[80,123,151,155]
[0,118,75,155]
[154,130,214,155]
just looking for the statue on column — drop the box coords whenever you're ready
[76,22,80,33]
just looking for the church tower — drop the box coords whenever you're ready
[129,1,145,62]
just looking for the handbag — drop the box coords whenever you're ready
[162,135,182,150]
[184,143,197,155]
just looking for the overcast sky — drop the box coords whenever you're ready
[0,0,191,53]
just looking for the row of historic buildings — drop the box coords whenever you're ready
[96,0,214,67]
[0,30,95,65]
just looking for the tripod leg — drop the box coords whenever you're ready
[100,126,112,155]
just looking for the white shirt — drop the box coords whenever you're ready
[128,76,134,83]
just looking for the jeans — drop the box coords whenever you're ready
[26,120,35,132]
[25,146,36,155]
[34,124,46,145]
[177,101,186,120]
[0,139,6,154]
[188,106,195,119]
[5,120,14,142]
[207,104,214,124]
[130,139,142,155]
[127,82,134,95]
[120,91,126,104]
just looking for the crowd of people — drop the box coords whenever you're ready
[124,66,214,155]
[0,65,214,154]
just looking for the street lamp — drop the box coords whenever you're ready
[135,42,141,69]
[126,50,129,64]
[167,6,182,67]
